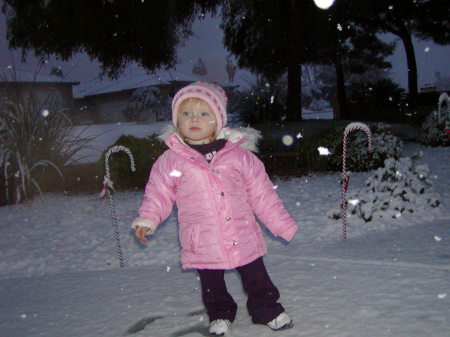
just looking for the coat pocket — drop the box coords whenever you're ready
[180,225,198,254]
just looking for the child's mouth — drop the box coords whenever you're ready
[190,127,200,131]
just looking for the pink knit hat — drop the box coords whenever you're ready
[172,81,228,135]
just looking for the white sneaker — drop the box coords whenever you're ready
[267,312,293,330]
[209,319,231,335]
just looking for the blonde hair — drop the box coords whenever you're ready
[177,97,211,113]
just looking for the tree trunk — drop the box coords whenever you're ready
[334,54,348,120]
[287,63,302,121]
[398,26,418,107]
[286,0,302,121]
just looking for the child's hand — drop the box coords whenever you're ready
[135,226,150,243]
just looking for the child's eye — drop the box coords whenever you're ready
[200,112,209,117]
[182,111,191,117]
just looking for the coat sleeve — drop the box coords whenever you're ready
[137,151,177,231]
[241,150,298,241]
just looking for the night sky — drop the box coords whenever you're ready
[1,11,449,94]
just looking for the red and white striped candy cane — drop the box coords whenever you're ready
[100,145,136,267]
[341,122,372,240]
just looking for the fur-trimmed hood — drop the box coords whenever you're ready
[157,124,262,153]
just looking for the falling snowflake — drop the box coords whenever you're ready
[270,95,274,104]
[296,132,303,139]
[337,23,343,31]
[438,293,447,299]
[166,266,171,272]
[318,147,331,156]
[41,109,50,117]
[348,199,360,206]
[434,236,442,242]
[395,211,402,218]
[424,47,430,52]
[273,185,278,190]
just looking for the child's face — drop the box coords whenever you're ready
[177,98,217,144]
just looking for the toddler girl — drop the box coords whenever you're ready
[132,81,298,336]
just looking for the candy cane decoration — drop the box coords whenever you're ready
[100,145,136,267]
[341,122,372,240]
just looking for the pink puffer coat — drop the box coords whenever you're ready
[138,127,298,270]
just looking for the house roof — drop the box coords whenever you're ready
[72,68,236,99]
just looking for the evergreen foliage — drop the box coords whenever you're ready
[0,85,93,202]
[299,123,403,172]
[2,0,219,78]
[98,134,166,191]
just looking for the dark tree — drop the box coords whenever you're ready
[325,1,395,119]
[221,0,394,120]
[221,0,331,121]
[349,0,450,106]
[2,0,219,78]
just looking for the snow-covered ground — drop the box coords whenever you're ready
[0,137,449,336]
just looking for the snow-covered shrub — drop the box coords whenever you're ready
[0,88,94,203]
[328,155,440,222]
[98,134,166,190]
[300,123,403,172]
[419,92,449,146]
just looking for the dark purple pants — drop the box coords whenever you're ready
[197,257,285,324]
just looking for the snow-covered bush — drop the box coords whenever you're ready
[328,155,440,222]
[418,92,449,146]
[300,122,403,172]
[0,88,93,203]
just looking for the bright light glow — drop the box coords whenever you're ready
[170,170,182,177]
[348,199,359,206]
[313,0,335,10]
[318,146,331,156]
[282,135,294,146]
[41,109,49,117]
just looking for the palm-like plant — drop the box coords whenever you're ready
[0,82,94,202]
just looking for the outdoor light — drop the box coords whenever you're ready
[313,0,335,10]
